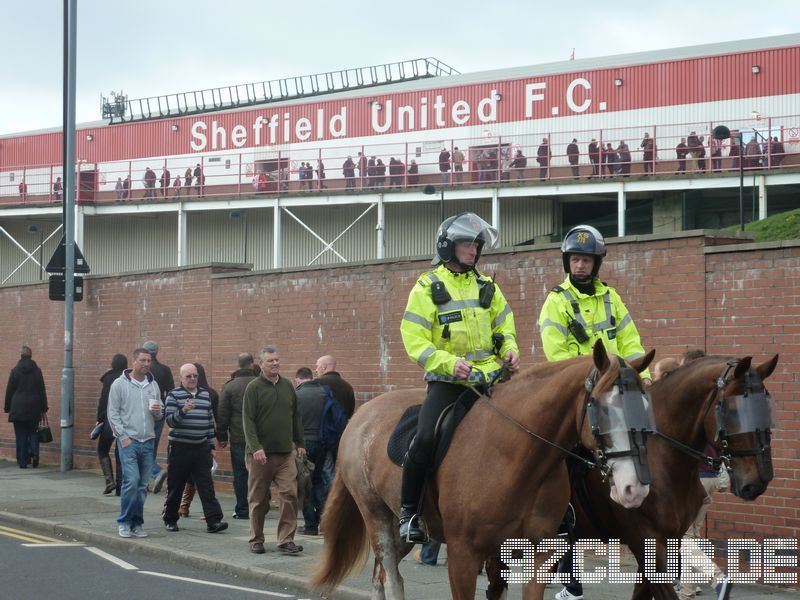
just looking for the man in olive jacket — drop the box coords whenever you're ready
[4,345,48,468]
[218,352,257,519]
[242,346,305,555]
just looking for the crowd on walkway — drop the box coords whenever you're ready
[9,341,353,555]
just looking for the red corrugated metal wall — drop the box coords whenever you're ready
[1,45,798,168]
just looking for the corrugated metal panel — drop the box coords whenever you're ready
[383,199,494,259]
[83,214,177,274]
[500,197,556,246]
[3,44,799,167]
[0,219,61,285]
[188,209,273,270]
[279,205,377,268]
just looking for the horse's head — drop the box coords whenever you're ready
[702,354,779,501]
[579,341,656,509]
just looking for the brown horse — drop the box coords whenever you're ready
[485,353,779,600]
[310,342,655,599]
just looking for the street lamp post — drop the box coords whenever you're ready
[423,184,445,222]
[712,125,745,232]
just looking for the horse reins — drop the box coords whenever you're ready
[471,367,610,477]
[650,360,743,471]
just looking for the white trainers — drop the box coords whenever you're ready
[118,525,132,538]
[130,526,148,538]
[555,588,583,600]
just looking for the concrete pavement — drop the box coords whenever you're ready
[0,460,796,599]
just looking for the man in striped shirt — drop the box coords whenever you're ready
[162,363,228,533]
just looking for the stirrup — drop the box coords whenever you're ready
[399,511,429,543]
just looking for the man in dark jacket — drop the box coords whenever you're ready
[314,355,355,419]
[536,138,551,180]
[294,367,331,536]
[342,156,356,191]
[588,139,600,178]
[143,340,174,494]
[567,139,580,178]
[217,352,257,519]
[438,148,451,185]
[4,345,48,468]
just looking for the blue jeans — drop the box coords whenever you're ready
[118,439,154,527]
[321,449,334,495]
[150,418,165,479]
[420,541,441,565]
[13,421,39,468]
[230,443,249,517]
[302,440,329,532]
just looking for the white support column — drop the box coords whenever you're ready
[376,193,385,260]
[491,188,500,242]
[75,202,85,249]
[758,175,767,221]
[273,203,282,269]
[177,204,188,266]
[617,183,626,237]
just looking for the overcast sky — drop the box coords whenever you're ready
[1,1,798,135]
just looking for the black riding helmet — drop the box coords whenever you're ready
[561,225,606,279]
[432,212,499,267]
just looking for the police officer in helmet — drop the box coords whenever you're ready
[398,212,521,542]
[538,224,649,378]
[538,224,650,600]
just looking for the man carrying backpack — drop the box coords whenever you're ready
[294,367,345,536]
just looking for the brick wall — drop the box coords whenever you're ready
[1,233,797,544]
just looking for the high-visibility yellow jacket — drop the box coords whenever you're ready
[401,265,519,384]
[538,275,651,379]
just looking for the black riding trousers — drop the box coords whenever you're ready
[408,382,476,466]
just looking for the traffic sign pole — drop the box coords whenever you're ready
[60,0,78,473]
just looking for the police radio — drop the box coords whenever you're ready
[567,317,590,344]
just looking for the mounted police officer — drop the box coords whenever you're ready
[539,225,650,378]
[538,224,650,600]
[398,212,520,543]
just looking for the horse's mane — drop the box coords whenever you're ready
[650,354,735,392]
[493,354,621,399]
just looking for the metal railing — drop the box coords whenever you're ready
[101,58,459,124]
[4,113,798,205]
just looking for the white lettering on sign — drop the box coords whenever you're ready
[188,78,608,152]
[525,82,547,118]
[566,78,592,113]
[191,108,348,151]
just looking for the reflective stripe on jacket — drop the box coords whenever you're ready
[401,264,519,384]
[538,275,650,379]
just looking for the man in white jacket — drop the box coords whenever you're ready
[107,348,163,538]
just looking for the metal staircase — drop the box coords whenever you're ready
[102,58,459,124]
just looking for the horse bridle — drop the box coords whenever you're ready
[479,359,652,484]
[654,360,774,483]
[581,357,653,485]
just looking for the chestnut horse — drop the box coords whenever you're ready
[310,343,655,600]
[485,354,779,600]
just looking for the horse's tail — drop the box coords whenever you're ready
[308,471,369,595]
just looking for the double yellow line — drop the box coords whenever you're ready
[0,525,63,544]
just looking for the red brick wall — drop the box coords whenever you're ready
[1,234,797,543]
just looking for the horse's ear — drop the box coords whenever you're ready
[756,354,779,380]
[592,340,611,372]
[629,349,656,374]
[733,357,753,379]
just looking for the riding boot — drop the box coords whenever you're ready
[179,482,196,518]
[398,454,428,543]
[100,457,116,495]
